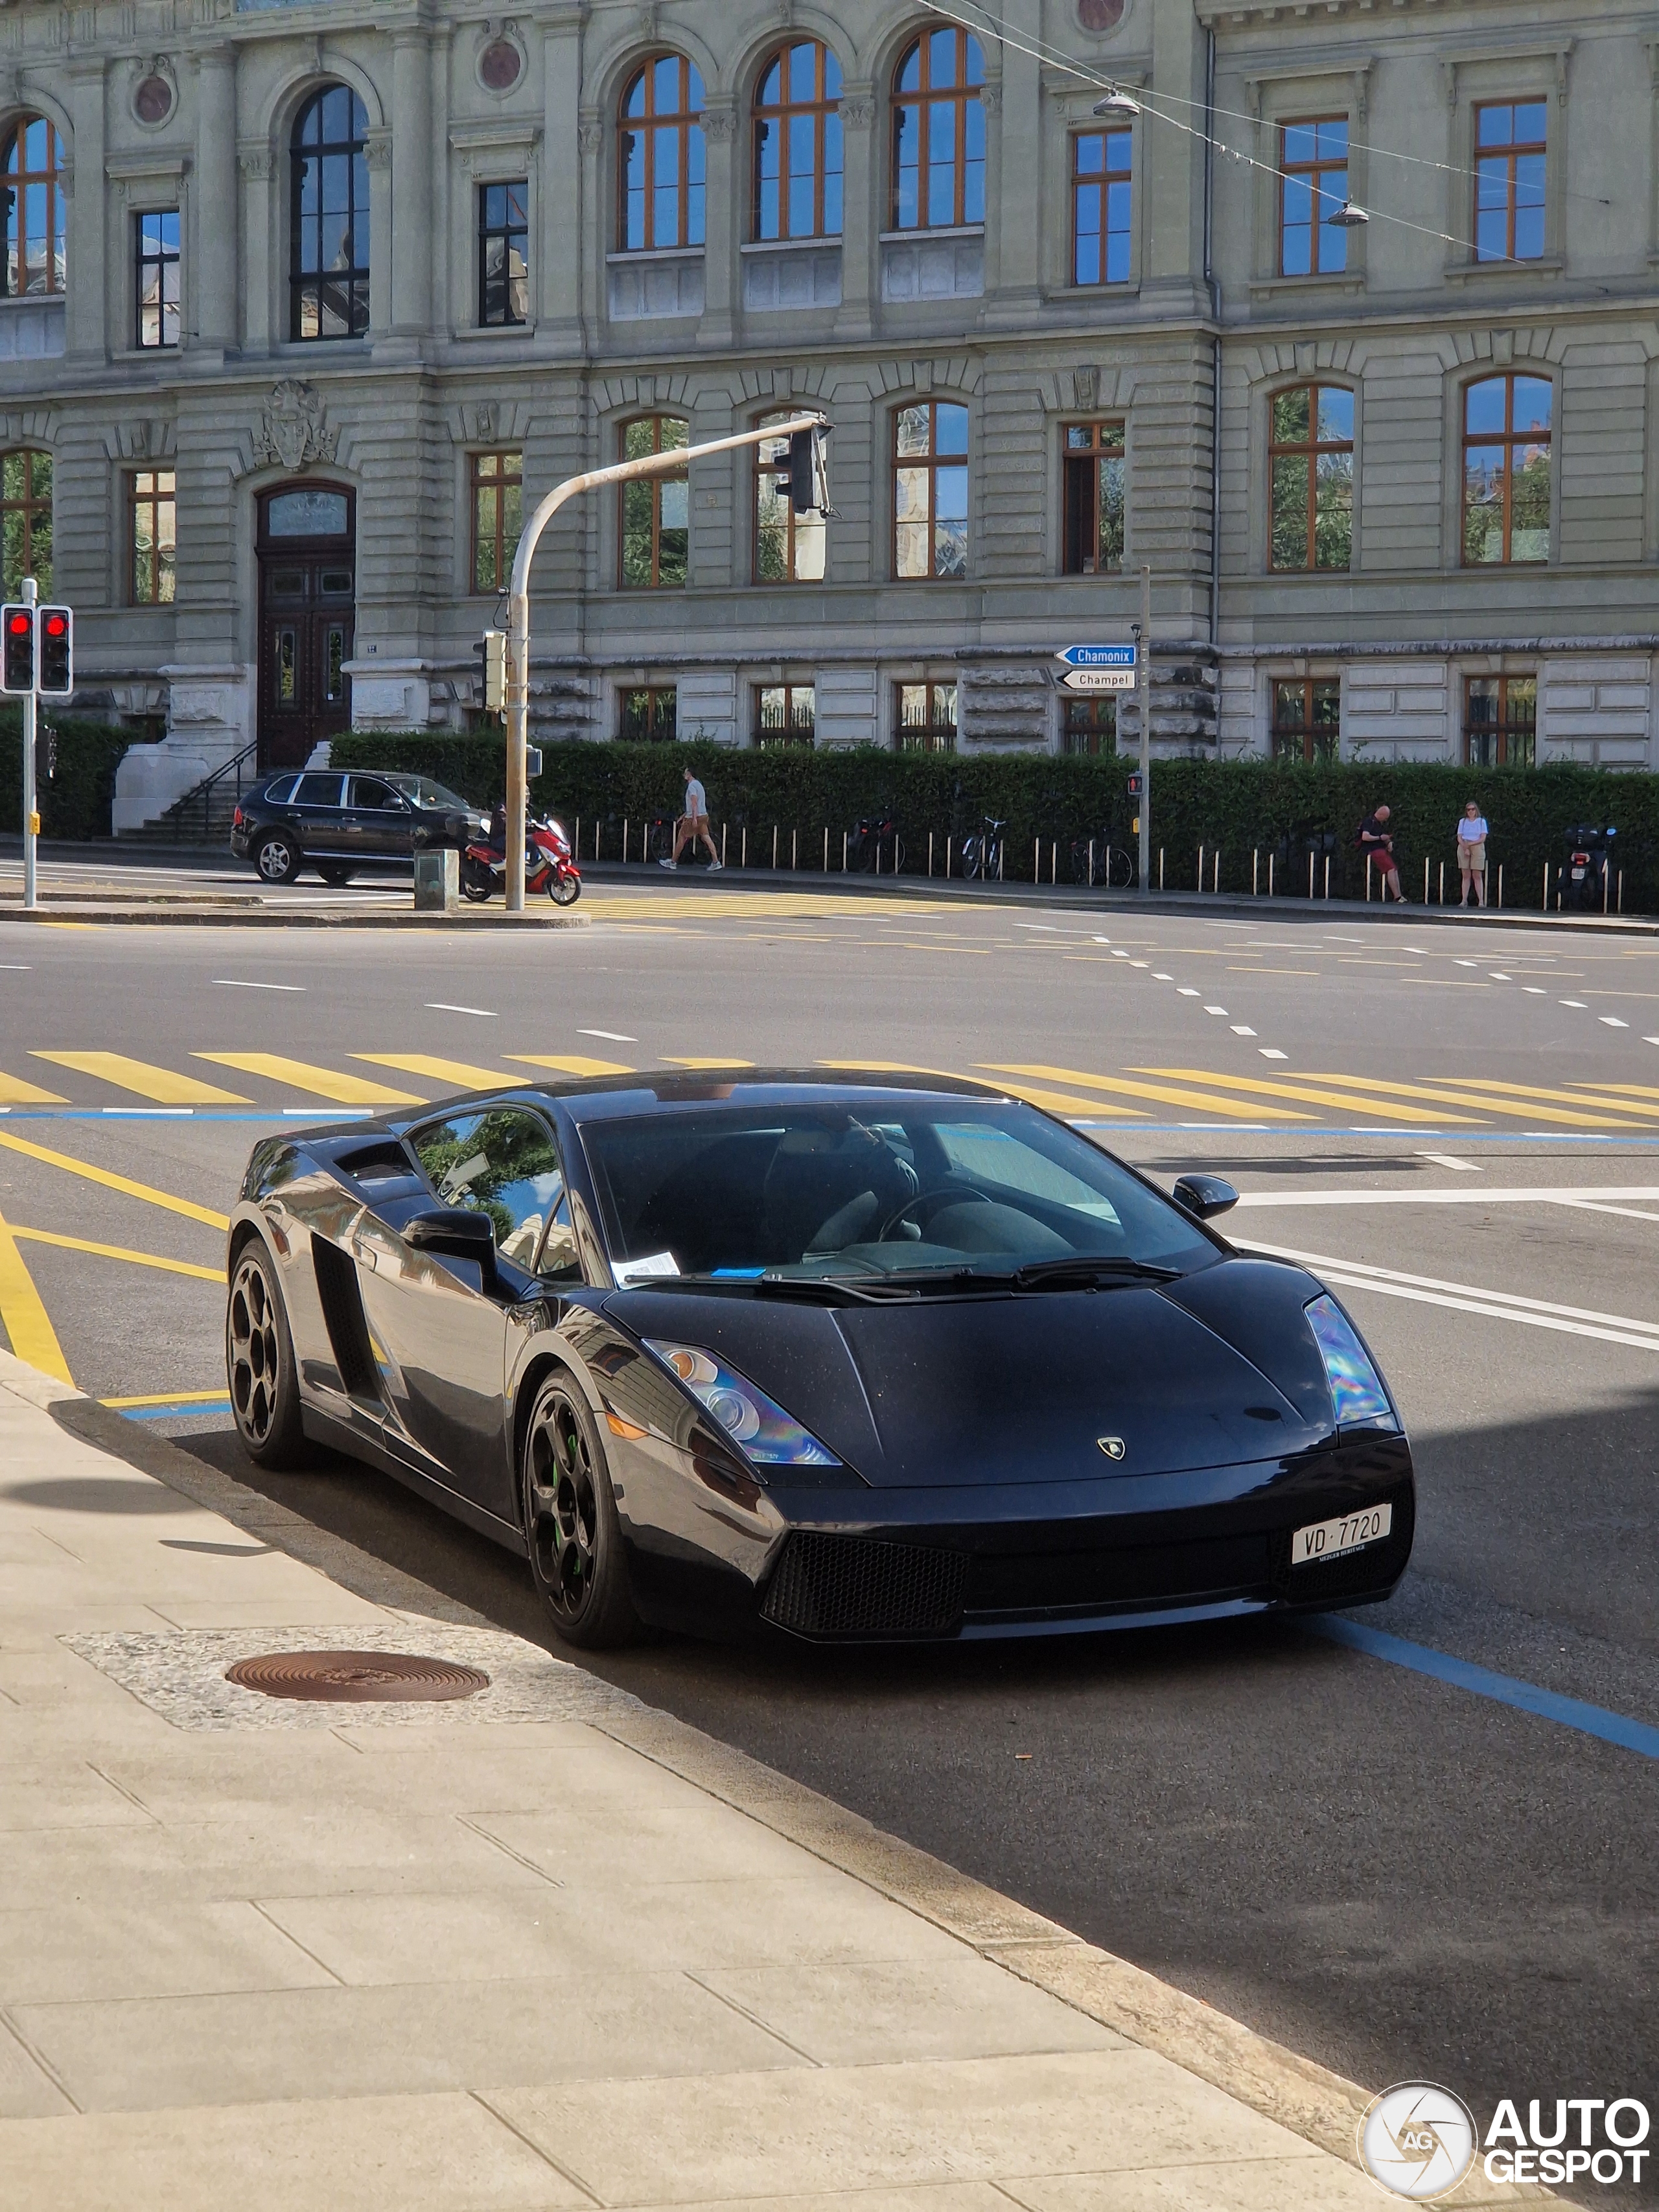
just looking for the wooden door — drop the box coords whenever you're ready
[256,483,356,771]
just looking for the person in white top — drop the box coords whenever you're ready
[1456,800,1489,908]
[661,763,722,870]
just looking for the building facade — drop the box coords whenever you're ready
[0,0,1653,825]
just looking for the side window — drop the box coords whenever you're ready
[292,773,345,806]
[410,1109,581,1281]
[349,776,403,810]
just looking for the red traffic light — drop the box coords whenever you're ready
[43,612,67,637]
[7,612,29,634]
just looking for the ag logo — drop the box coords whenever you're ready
[1096,1436,1126,1460]
[1358,2082,1477,2200]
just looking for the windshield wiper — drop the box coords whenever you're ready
[879,1257,1179,1292]
[610,1272,916,1306]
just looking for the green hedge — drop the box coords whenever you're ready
[332,733,1658,911]
[0,711,134,841]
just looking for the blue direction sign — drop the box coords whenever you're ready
[1055,643,1137,669]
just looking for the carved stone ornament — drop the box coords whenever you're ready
[577,118,604,154]
[1073,366,1098,410]
[475,401,496,439]
[132,59,176,126]
[704,104,739,145]
[364,132,393,172]
[255,381,339,472]
[839,95,874,130]
[238,148,275,182]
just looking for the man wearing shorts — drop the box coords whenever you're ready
[661,764,721,870]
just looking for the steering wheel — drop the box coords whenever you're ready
[876,1185,992,1243]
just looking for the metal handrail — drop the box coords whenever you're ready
[159,738,261,839]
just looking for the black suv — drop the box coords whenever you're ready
[229,771,486,886]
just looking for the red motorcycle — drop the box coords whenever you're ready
[461,811,582,905]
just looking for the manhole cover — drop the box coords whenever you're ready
[225,1651,490,1703]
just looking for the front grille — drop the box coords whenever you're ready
[1270,1482,1415,1603]
[968,1531,1271,1617]
[762,1531,968,1640]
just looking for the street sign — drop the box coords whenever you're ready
[1055,643,1137,669]
[1062,667,1135,693]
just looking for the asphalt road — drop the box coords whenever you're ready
[2,878,1656,2204]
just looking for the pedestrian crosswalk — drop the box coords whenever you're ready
[5,1046,1659,1130]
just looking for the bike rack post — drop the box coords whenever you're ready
[1542,861,1549,909]
[946,835,953,877]
[772,826,779,869]
[823,827,829,872]
[791,830,798,870]
[1323,854,1330,900]
[927,831,934,877]
[1214,850,1220,895]
[742,826,748,867]
[1198,843,1204,891]
[1268,852,1274,896]
[843,830,850,871]
[1253,848,1259,896]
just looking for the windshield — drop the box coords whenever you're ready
[387,774,472,811]
[579,1100,1217,1285]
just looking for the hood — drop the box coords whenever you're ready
[605,1271,1336,1487]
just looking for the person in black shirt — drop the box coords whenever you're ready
[1358,804,1407,902]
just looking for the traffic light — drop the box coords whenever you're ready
[0,604,34,695]
[36,724,56,782]
[478,630,507,714]
[783,425,831,516]
[38,605,71,696]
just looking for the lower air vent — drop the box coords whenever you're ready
[310,1235,380,1401]
[1270,1482,1415,1603]
[762,1531,968,1640]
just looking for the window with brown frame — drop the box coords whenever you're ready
[1464,674,1536,767]
[1279,119,1348,277]
[620,416,690,588]
[891,28,985,231]
[619,684,677,741]
[1462,375,1550,566]
[1071,129,1131,286]
[1268,384,1353,571]
[0,447,51,594]
[130,469,176,605]
[620,54,706,251]
[1060,696,1115,756]
[1271,677,1340,762]
[755,411,827,583]
[896,681,957,752]
[754,682,815,747]
[3,116,66,296]
[754,41,843,240]
[893,401,969,581]
[470,449,523,595]
[1474,102,1546,262]
[1062,421,1126,575]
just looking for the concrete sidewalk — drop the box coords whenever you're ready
[0,1347,1543,2211]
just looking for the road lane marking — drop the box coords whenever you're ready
[1260,1049,1288,1059]
[9,1227,222,1280]
[1308,1618,1659,1763]
[1131,1068,1484,1127]
[1570,1082,1659,1103]
[662,1058,756,1069]
[0,1132,230,1229]
[1231,1026,1257,1036]
[196,1054,426,1105]
[425,1003,496,1018]
[103,1389,231,1408]
[0,1204,71,1384]
[1417,1154,1479,1171]
[1432,1077,1659,1121]
[0,1067,67,1104]
[507,1054,636,1078]
[984,1065,1310,1123]
[1235,1184,1659,1209]
[353,1053,526,1091]
[1282,1070,1638,1130]
[579,1029,638,1041]
[212,979,304,991]
[1549,1198,1659,1224]
[30,1053,252,1106]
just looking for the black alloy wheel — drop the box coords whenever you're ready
[254,831,301,885]
[225,1240,311,1467]
[521,1376,638,1647]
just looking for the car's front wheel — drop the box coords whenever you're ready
[254,832,301,885]
[226,1239,312,1467]
[521,1374,638,1647]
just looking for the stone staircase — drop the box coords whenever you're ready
[117,743,260,847]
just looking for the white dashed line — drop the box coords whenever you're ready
[1601,1017,1630,1028]
[1524,987,1548,995]
[1260,1047,1288,1060]
[1203,1005,1228,1016]
[1488,973,1511,981]
[213,979,304,991]
[579,1029,638,1041]
[1560,1000,1588,1009]
[1417,1152,1480,1172]
[1178,987,1200,997]
[1152,972,1174,981]
[1231,1025,1257,1036]
[426,1002,496,1017]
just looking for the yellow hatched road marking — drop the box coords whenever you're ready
[1130,1068,1489,1126]
[103,1389,228,1407]
[0,1130,229,1229]
[0,1067,67,1104]
[0,1203,71,1384]
[507,1054,635,1078]
[986,1064,1312,1123]
[1407,1077,1659,1122]
[818,1060,1145,1117]
[1567,1082,1659,1104]
[353,1053,527,1091]
[1277,1071,1640,1130]
[584,891,942,921]
[31,1051,251,1105]
[195,1053,426,1105]
[662,1058,756,1069]
[9,1226,222,1280]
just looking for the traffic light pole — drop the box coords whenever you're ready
[503,413,826,913]
[20,575,36,913]
[1137,564,1152,898]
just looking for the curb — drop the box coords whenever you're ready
[0,903,592,929]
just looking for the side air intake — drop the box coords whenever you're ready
[761,1531,967,1640]
[310,1236,380,1402]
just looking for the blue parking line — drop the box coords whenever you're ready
[1308,1615,1659,1760]
[117,1401,233,1422]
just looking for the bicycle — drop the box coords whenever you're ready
[846,814,907,874]
[959,815,1007,880]
[1069,836,1136,889]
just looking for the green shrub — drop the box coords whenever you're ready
[0,710,135,841]
[331,733,1659,912]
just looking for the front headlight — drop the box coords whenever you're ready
[644,1340,840,1466]
[1303,1294,1395,1428]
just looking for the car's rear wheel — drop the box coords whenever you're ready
[521,1375,638,1647]
[226,1240,312,1467]
[254,832,301,885]
[318,863,353,887]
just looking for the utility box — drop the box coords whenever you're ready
[413,848,459,912]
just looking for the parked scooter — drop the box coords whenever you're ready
[1557,823,1616,913]
[461,809,582,905]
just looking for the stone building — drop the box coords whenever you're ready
[0,0,1651,827]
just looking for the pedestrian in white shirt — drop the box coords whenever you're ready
[661,763,722,870]
[1456,800,1489,908]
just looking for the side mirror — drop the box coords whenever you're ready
[406,1208,497,1290]
[1172,1174,1239,1222]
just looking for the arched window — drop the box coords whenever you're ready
[0,448,52,594]
[754,41,843,241]
[892,29,984,232]
[3,115,67,296]
[1463,374,1550,566]
[620,56,705,252]
[290,86,370,341]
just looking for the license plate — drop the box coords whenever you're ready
[1291,1502,1392,1566]
[1572,867,1586,880]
